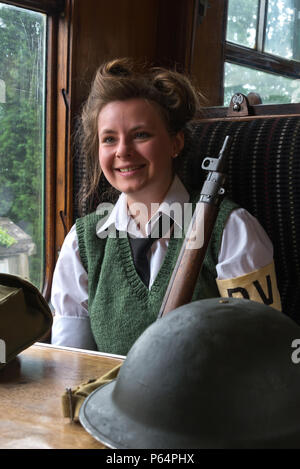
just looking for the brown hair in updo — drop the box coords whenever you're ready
[77,57,203,214]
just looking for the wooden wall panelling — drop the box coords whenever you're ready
[55,0,75,258]
[71,0,199,117]
[71,0,160,117]
[155,0,198,73]
[191,0,228,106]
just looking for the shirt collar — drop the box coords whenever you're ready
[96,174,189,238]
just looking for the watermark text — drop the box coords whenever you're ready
[0,339,6,364]
[291,339,300,364]
[95,202,204,249]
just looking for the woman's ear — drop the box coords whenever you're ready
[172,131,184,158]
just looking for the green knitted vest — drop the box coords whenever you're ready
[76,197,238,355]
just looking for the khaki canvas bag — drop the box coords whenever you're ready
[0,273,53,368]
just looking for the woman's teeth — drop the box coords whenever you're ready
[118,166,141,172]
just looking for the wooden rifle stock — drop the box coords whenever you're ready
[158,135,232,318]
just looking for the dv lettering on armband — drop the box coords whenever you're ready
[216,262,282,311]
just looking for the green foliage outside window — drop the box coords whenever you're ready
[227,0,258,48]
[0,3,45,288]
[224,62,300,106]
[0,226,16,248]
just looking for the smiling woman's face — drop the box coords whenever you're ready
[97,98,184,208]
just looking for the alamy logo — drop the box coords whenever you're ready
[0,339,6,364]
[95,202,204,249]
[291,339,300,364]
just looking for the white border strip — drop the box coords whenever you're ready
[35,342,126,360]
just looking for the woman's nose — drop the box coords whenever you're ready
[115,138,132,159]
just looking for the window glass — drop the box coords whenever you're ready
[224,62,300,105]
[265,0,300,61]
[0,3,46,289]
[226,0,258,48]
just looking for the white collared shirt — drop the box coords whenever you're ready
[51,175,273,349]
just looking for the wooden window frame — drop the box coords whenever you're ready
[225,0,300,80]
[1,0,64,14]
[1,0,72,300]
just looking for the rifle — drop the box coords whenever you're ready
[158,135,232,318]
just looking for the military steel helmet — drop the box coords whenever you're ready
[79,298,300,448]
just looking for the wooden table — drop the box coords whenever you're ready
[0,343,124,449]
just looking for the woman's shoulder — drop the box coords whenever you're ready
[75,208,111,232]
[76,209,101,223]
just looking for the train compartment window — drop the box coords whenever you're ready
[226,0,258,48]
[224,62,300,105]
[0,2,46,289]
[224,0,300,105]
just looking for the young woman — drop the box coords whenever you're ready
[51,58,281,355]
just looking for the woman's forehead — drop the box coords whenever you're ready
[97,98,167,130]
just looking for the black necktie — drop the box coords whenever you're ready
[128,214,173,287]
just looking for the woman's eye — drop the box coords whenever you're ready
[102,136,115,144]
[134,131,150,139]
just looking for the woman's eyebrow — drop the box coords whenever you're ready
[100,128,117,134]
[100,124,151,135]
[131,125,149,131]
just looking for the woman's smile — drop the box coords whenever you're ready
[114,164,146,175]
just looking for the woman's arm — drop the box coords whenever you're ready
[51,225,97,350]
